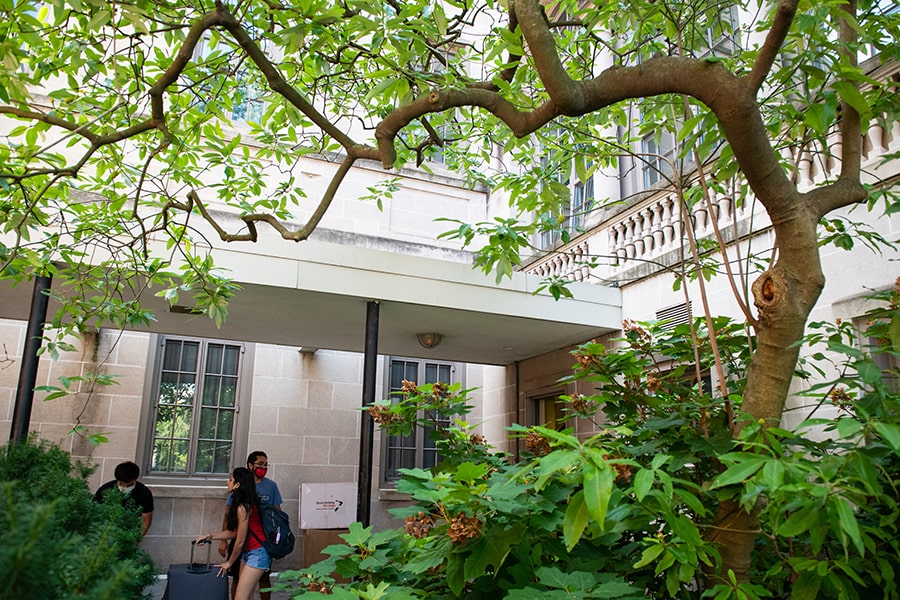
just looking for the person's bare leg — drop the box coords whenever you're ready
[234,563,264,600]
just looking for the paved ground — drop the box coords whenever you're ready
[144,572,295,599]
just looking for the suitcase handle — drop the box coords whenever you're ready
[188,538,213,574]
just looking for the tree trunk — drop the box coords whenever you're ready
[705,199,827,583]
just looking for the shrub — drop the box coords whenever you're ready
[0,437,157,600]
[275,295,900,599]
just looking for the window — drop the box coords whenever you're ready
[192,32,267,124]
[537,154,595,250]
[697,4,739,58]
[383,358,456,482]
[527,392,567,431]
[855,318,900,393]
[641,132,675,189]
[144,336,252,478]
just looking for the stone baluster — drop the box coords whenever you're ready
[631,214,644,258]
[693,203,708,233]
[572,244,583,282]
[652,201,665,250]
[641,207,655,255]
[580,242,590,281]
[662,196,676,246]
[718,194,732,222]
[614,223,627,264]
[624,218,636,260]
[707,188,720,224]
[798,149,813,185]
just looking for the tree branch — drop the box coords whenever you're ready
[747,0,800,94]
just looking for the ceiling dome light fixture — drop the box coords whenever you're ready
[416,332,444,349]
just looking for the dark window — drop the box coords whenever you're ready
[384,358,454,481]
[149,338,243,476]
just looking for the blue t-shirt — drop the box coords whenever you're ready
[227,476,283,507]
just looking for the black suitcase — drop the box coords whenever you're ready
[162,540,230,600]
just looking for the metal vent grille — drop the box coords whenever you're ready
[655,302,693,326]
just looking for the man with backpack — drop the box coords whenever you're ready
[219,451,284,600]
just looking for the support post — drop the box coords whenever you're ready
[10,275,52,444]
[356,300,379,526]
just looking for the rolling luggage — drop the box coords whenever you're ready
[162,539,230,600]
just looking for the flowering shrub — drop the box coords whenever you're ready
[277,291,900,600]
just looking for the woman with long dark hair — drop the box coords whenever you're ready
[196,467,271,600]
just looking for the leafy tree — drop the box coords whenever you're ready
[1,0,898,583]
[274,291,900,598]
[0,437,157,599]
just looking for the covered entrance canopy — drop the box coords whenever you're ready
[0,237,621,365]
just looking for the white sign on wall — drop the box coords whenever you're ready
[299,482,357,529]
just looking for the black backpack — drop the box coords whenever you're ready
[249,503,295,560]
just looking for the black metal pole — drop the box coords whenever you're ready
[10,274,52,444]
[356,300,379,526]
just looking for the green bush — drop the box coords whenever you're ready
[275,294,900,599]
[0,437,157,600]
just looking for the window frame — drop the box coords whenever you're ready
[136,334,255,485]
[380,356,460,485]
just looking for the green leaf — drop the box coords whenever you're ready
[873,422,900,453]
[633,468,654,502]
[710,457,766,489]
[791,570,823,600]
[582,459,614,529]
[832,81,871,120]
[777,504,820,537]
[562,490,589,551]
[455,461,490,484]
[890,315,900,352]
[535,450,580,490]
[832,497,864,556]
[446,552,465,596]
[633,542,665,569]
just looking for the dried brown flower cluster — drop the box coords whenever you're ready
[646,374,662,392]
[368,403,403,425]
[525,431,551,457]
[307,581,331,594]
[830,386,853,407]
[431,380,450,398]
[469,433,487,446]
[623,319,652,348]
[571,394,592,413]
[573,340,603,369]
[405,512,436,539]
[892,276,900,308]
[447,513,481,545]
[401,379,419,395]
[612,462,633,483]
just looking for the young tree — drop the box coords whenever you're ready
[1,0,897,583]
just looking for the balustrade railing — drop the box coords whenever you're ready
[524,115,899,284]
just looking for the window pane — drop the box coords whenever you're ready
[198,406,217,438]
[222,346,240,376]
[202,374,221,407]
[150,338,242,476]
[219,377,237,408]
[206,344,224,375]
[385,358,455,481]
[213,442,232,474]
[195,440,214,473]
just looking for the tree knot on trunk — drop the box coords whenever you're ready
[751,271,786,324]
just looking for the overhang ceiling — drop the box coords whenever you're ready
[0,238,621,366]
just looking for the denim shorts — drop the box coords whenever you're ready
[242,547,272,571]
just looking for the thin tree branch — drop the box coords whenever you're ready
[747,0,800,94]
